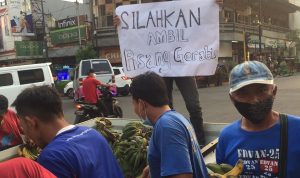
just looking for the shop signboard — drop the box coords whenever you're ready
[15,41,43,57]
[247,37,264,49]
[56,15,86,29]
[7,0,34,36]
[50,26,86,45]
[265,38,278,48]
[277,39,286,48]
[100,47,122,64]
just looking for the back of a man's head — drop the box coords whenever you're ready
[130,72,169,107]
[0,95,8,116]
[12,85,63,122]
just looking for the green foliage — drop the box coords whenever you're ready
[55,80,71,93]
[75,45,97,64]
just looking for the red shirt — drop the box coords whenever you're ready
[0,109,23,150]
[0,157,56,178]
[82,76,101,104]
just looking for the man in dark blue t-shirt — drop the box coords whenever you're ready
[130,72,208,178]
[12,86,123,178]
[217,61,300,177]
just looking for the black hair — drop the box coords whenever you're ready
[88,69,95,75]
[129,72,169,107]
[0,95,8,115]
[12,85,63,122]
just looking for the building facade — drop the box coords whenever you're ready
[0,0,299,68]
[92,0,300,66]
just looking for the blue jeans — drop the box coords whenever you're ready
[164,77,205,146]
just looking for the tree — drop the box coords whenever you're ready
[75,45,97,63]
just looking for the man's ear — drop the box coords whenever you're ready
[229,93,234,103]
[273,85,277,97]
[24,116,38,129]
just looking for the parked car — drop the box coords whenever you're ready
[112,67,132,96]
[64,81,74,98]
[0,63,54,105]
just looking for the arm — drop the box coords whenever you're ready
[166,174,193,178]
[156,123,195,177]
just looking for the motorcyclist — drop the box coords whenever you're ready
[82,69,111,105]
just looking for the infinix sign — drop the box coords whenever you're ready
[57,18,76,28]
[56,15,86,29]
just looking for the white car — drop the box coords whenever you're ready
[112,67,132,96]
[64,81,74,98]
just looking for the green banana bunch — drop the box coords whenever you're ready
[95,118,121,145]
[94,120,153,178]
[18,144,41,161]
[207,159,243,178]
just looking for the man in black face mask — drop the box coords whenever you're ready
[216,60,300,177]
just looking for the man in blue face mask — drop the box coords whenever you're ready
[216,60,300,177]
[130,72,208,178]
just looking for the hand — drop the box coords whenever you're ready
[141,165,150,178]
[113,15,120,27]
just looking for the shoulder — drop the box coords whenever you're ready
[156,111,187,129]
[286,114,300,127]
[3,109,18,121]
[219,120,240,138]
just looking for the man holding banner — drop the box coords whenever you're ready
[115,0,222,147]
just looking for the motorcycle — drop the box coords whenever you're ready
[74,85,123,124]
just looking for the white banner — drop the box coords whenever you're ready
[116,0,219,77]
[8,0,34,36]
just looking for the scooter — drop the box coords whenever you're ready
[74,85,123,124]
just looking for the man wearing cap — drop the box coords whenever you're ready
[216,60,300,177]
[0,94,23,150]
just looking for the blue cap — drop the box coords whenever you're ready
[229,60,274,93]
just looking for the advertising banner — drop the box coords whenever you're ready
[8,0,34,36]
[116,0,219,77]
[15,41,43,56]
[50,26,86,45]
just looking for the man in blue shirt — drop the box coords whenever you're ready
[12,86,123,178]
[216,61,300,177]
[130,72,208,178]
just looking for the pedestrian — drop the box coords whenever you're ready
[113,0,223,146]
[0,94,23,151]
[12,85,124,178]
[130,72,208,178]
[216,60,300,177]
[0,157,56,178]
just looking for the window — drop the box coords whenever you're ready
[92,60,112,74]
[113,68,121,75]
[105,0,112,3]
[18,69,44,85]
[81,60,91,76]
[0,73,13,87]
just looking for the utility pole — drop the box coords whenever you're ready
[41,0,48,62]
[76,0,82,48]
[258,0,262,55]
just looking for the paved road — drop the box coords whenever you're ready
[63,73,300,124]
